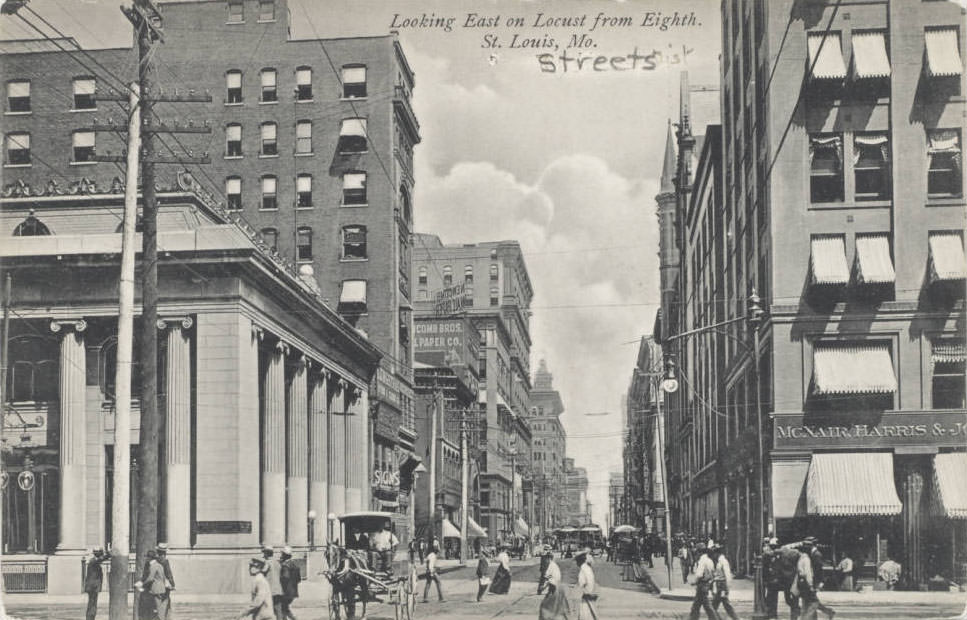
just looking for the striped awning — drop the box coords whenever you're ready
[467,516,488,538]
[514,518,529,537]
[808,31,847,79]
[929,232,967,282]
[932,453,967,519]
[855,234,895,284]
[852,31,891,79]
[810,236,850,285]
[441,519,461,539]
[925,28,963,78]
[812,343,897,395]
[933,342,967,364]
[806,452,902,516]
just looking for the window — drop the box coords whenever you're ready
[464,265,474,284]
[295,120,311,154]
[72,77,96,109]
[490,287,499,306]
[226,70,242,103]
[924,27,963,78]
[338,118,367,153]
[13,216,50,236]
[853,133,891,200]
[342,225,367,259]
[490,264,499,281]
[260,122,277,156]
[342,171,367,205]
[226,123,242,156]
[227,0,243,22]
[6,337,57,402]
[296,226,312,261]
[225,176,242,210]
[291,174,312,208]
[6,80,30,113]
[260,69,277,103]
[342,65,367,98]
[5,132,30,165]
[260,227,278,251]
[295,67,312,100]
[258,0,275,21]
[809,134,843,202]
[418,266,428,285]
[443,265,453,287]
[927,129,962,197]
[260,175,277,210]
[72,130,95,162]
[932,339,966,409]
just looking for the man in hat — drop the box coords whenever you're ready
[240,558,275,620]
[799,538,835,620]
[761,537,782,619]
[372,522,399,574]
[422,541,445,602]
[687,542,717,620]
[261,544,284,620]
[710,543,739,620]
[575,547,598,620]
[84,547,111,620]
[279,546,301,620]
[538,545,553,594]
[155,543,175,619]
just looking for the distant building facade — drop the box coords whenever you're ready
[622,337,665,534]
[529,359,568,534]
[563,457,590,526]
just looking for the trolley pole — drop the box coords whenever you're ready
[428,385,440,545]
[460,409,469,564]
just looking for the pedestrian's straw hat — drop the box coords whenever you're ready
[282,546,293,556]
[261,544,274,553]
[574,547,591,559]
[249,558,266,570]
[156,542,168,552]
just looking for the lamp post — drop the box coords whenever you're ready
[307,510,317,550]
[747,289,767,620]
[327,512,337,545]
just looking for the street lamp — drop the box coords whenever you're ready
[307,510,317,550]
[747,289,767,620]
[327,512,338,544]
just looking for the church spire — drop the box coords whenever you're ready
[659,120,676,195]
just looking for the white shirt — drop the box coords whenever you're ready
[797,552,814,587]
[497,551,510,571]
[836,558,853,573]
[713,555,733,587]
[373,530,398,551]
[578,562,596,596]
[425,551,438,574]
[693,553,716,583]
[544,560,561,587]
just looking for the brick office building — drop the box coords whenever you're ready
[411,235,535,543]
[0,180,379,593]
[0,0,421,530]
[658,0,967,586]
[529,359,568,535]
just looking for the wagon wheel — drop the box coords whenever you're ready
[329,588,342,620]
[356,584,368,620]
[403,571,417,619]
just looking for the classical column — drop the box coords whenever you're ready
[286,354,309,546]
[345,385,358,512]
[901,462,926,587]
[261,340,287,545]
[308,369,328,541]
[327,375,346,519]
[357,389,370,511]
[52,319,87,552]
[160,317,193,548]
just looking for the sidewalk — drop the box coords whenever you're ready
[645,554,967,606]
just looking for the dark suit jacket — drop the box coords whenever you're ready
[85,556,109,593]
[280,559,301,599]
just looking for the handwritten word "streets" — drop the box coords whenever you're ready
[537,46,694,73]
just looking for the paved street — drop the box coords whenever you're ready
[6,555,966,619]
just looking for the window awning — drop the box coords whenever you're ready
[806,452,902,516]
[441,519,461,539]
[467,516,488,538]
[514,518,529,537]
[8,81,29,97]
[933,342,967,364]
[812,343,897,395]
[772,459,809,519]
[929,232,967,282]
[226,71,241,88]
[810,236,849,285]
[339,280,367,306]
[74,78,95,95]
[852,31,891,79]
[340,118,367,137]
[925,28,963,78]
[808,31,847,79]
[932,453,967,519]
[855,234,895,284]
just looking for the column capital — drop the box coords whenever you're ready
[50,318,87,334]
[157,316,194,331]
[251,324,265,342]
[289,352,309,370]
[274,340,290,356]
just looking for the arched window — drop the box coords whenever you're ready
[260,68,277,102]
[260,175,277,210]
[295,66,312,100]
[260,227,278,251]
[490,287,499,306]
[342,225,367,260]
[13,215,50,236]
[442,265,453,287]
[102,337,142,401]
[225,70,242,103]
[260,122,277,156]
[296,226,312,261]
[225,123,242,157]
[418,266,428,285]
[225,176,242,210]
[341,65,367,98]
[296,174,312,207]
[490,264,499,281]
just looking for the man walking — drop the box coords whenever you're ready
[279,546,301,620]
[143,549,170,620]
[421,544,445,602]
[801,538,835,620]
[84,547,111,620]
[687,542,718,620]
[711,543,739,620]
[261,544,284,620]
[155,543,175,619]
[575,548,598,620]
[538,545,552,594]
[239,558,275,620]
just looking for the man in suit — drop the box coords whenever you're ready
[84,547,111,620]
[279,546,301,620]
[155,543,175,619]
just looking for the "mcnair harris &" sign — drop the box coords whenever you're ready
[773,411,967,450]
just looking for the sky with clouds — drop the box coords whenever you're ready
[0,0,722,527]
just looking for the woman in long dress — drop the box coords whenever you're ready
[539,547,570,620]
[489,545,512,594]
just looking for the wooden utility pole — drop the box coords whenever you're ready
[428,386,440,545]
[0,271,11,620]
[108,82,141,620]
[459,408,469,564]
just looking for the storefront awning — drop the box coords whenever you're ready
[855,234,895,284]
[808,31,847,79]
[812,343,897,395]
[929,232,967,283]
[772,459,809,519]
[810,236,849,285]
[852,31,891,79]
[467,516,488,538]
[441,519,461,539]
[806,452,902,516]
[932,453,967,519]
[514,517,529,537]
[933,342,967,364]
[925,28,963,78]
